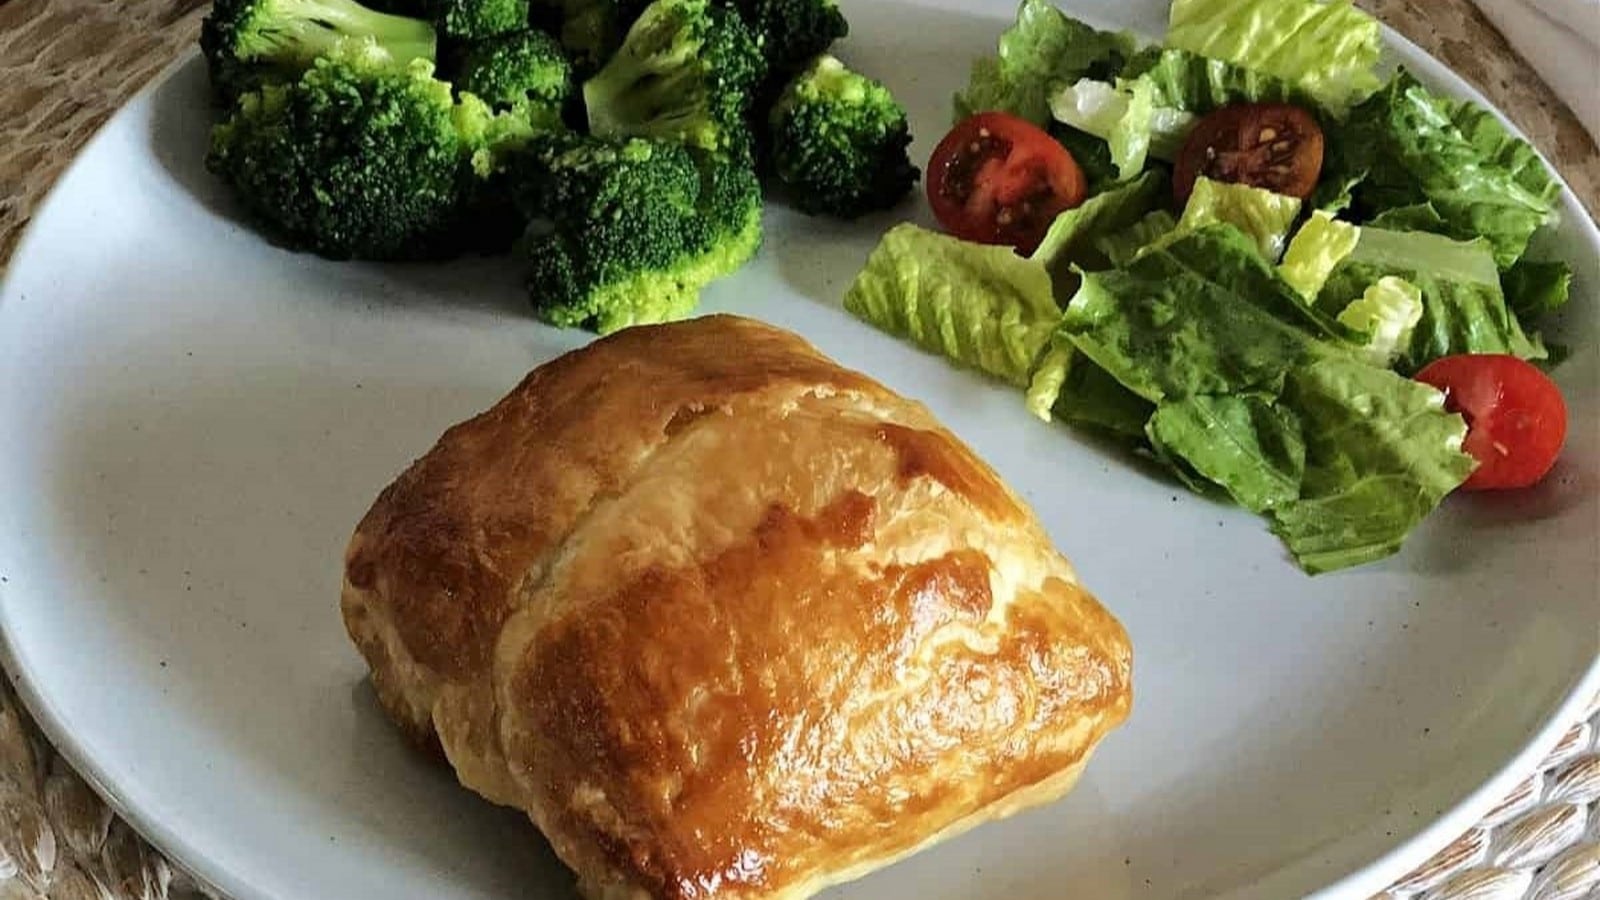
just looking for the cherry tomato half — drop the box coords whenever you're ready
[1414,354,1568,491]
[926,112,1087,255]
[1173,103,1325,206]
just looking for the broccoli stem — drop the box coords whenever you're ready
[244,0,438,66]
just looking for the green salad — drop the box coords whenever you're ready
[845,0,1574,574]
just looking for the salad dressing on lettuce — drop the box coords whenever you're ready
[846,0,1571,574]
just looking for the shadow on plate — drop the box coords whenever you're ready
[148,56,249,230]
[347,680,583,898]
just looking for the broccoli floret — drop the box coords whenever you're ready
[200,0,437,102]
[722,0,845,85]
[427,0,530,39]
[206,42,534,259]
[766,55,918,218]
[455,29,572,116]
[518,136,762,332]
[522,0,652,73]
[350,0,530,39]
[581,0,764,156]
[508,131,678,218]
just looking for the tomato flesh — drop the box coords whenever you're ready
[926,112,1087,254]
[1414,354,1568,491]
[1174,103,1325,205]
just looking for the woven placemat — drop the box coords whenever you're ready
[0,1,1596,898]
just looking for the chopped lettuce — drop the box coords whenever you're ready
[843,224,1057,387]
[1334,275,1424,367]
[1049,123,1122,193]
[1164,0,1382,115]
[1332,222,1500,284]
[1270,357,1475,574]
[1050,47,1306,178]
[1059,226,1472,572]
[878,1,1570,576]
[1060,226,1330,403]
[1050,76,1190,177]
[1175,177,1302,260]
[1024,342,1073,421]
[1147,394,1305,512]
[1502,259,1573,323]
[1330,70,1559,268]
[1127,46,1309,112]
[1087,178,1300,269]
[954,0,1138,125]
[1318,226,1544,371]
[1280,211,1361,299]
[1310,162,1365,214]
[1447,93,1563,206]
[1367,202,1449,233]
[1096,210,1179,267]
[1025,338,1153,435]
[1050,78,1132,139]
[1031,171,1166,274]
[1054,354,1156,435]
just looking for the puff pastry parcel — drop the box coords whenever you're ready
[341,314,1132,899]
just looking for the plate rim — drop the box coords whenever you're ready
[1,21,1598,900]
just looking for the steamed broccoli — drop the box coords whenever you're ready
[581,0,764,156]
[517,135,762,332]
[207,42,535,259]
[455,29,572,116]
[766,55,918,218]
[723,0,845,85]
[426,0,530,38]
[200,0,437,102]
[523,0,653,73]
[358,0,530,39]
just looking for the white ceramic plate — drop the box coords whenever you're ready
[1,2,1597,898]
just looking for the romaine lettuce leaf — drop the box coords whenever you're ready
[1164,0,1382,114]
[1084,178,1300,270]
[1050,77,1188,177]
[1270,356,1475,574]
[1049,123,1121,193]
[1147,393,1305,512]
[1096,210,1178,267]
[1025,342,1073,421]
[1334,275,1424,367]
[1309,145,1365,213]
[1367,202,1448,233]
[1331,222,1500,283]
[1502,258,1573,322]
[1060,226,1330,402]
[1031,171,1166,274]
[1280,211,1361,299]
[1059,227,1473,573]
[1331,70,1560,268]
[1025,338,1153,434]
[843,224,1058,387]
[1317,225,1544,371]
[1126,46,1310,113]
[954,0,1138,125]
[1175,176,1302,261]
[1446,93,1562,204]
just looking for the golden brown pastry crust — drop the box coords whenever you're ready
[342,314,1133,899]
